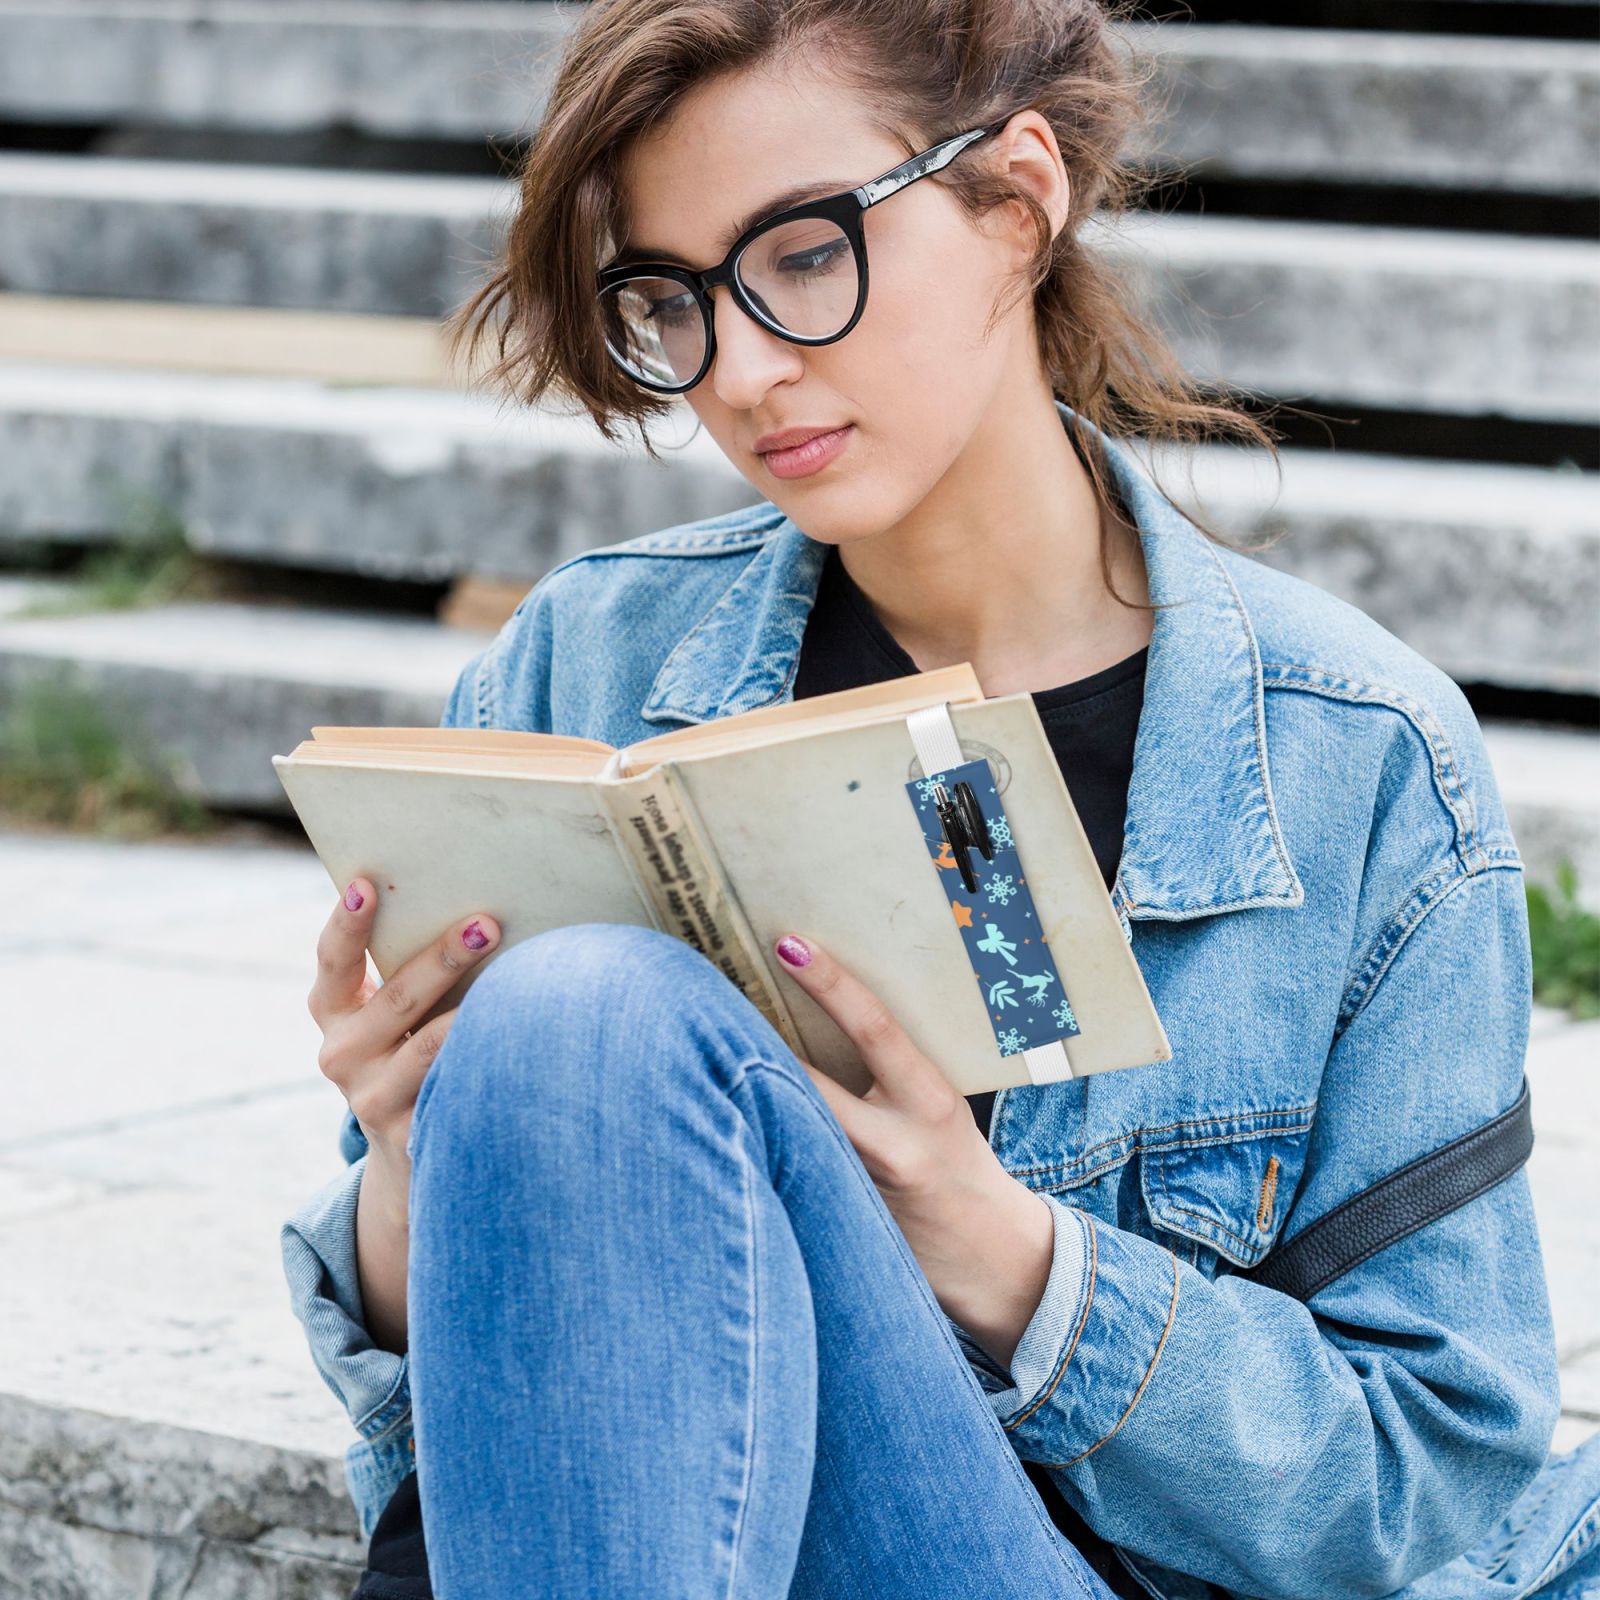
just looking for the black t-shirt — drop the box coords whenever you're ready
[791,543,1147,1142]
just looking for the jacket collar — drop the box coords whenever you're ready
[640,402,1304,921]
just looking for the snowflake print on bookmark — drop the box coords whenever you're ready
[903,749,1081,1073]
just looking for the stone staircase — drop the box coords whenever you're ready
[1,2,1596,1593]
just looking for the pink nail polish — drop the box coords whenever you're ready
[344,882,365,912]
[462,921,489,950]
[775,935,811,968]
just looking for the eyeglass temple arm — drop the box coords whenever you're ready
[854,118,1008,210]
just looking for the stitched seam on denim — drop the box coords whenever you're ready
[472,639,496,730]
[1473,1442,1562,1575]
[1003,1211,1097,1432]
[548,509,784,563]
[1527,1491,1600,1594]
[355,1367,413,1443]
[1259,662,1485,869]
[1209,556,1300,894]
[1338,862,1515,1036]
[1111,1549,1170,1600]
[1011,1111,1316,1189]
[1043,1250,1181,1470]
[725,1136,759,1600]
[1036,1122,1316,1201]
[1152,1145,1272,1260]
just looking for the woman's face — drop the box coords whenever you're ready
[616,58,1065,544]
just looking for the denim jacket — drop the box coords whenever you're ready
[280,402,1600,1597]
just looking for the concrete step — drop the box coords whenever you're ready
[3,153,1593,421]
[0,597,496,809]
[0,597,1595,887]
[0,824,378,1596]
[0,817,1593,1590]
[1137,23,1600,197]
[1099,210,1600,425]
[0,4,1593,195]
[0,0,575,143]
[1480,720,1600,909]
[0,153,508,319]
[1,361,1592,693]
[0,361,756,586]
[1143,438,1600,697]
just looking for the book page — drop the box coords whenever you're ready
[616,661,983,776]
[664,695,1170,1096]
[597,769,798,1047]
[310,726,616,758]
[271,757,658,1025]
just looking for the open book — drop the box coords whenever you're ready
[271,663,1170,1097]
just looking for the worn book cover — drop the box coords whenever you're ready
[271,664,1171,1096]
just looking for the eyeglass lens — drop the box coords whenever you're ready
[600,214,860,389]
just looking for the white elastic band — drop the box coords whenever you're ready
[904,703,1075,1086]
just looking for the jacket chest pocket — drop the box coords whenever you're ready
[1134,1119,1315,1273]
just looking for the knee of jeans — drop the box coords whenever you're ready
[435,920,740,1105]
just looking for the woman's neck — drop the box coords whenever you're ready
[835,395,1153,698]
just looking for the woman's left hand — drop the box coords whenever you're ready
[771,930,1056,1373]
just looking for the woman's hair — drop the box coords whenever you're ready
[449,0,1290,606]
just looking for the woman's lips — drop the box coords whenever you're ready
[760,425,853,479]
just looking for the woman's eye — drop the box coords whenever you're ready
[777,239,850,277]
[645,295,698,329]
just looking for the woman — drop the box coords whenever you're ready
[281,1,1600,1595]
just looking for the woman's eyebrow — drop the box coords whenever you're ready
[620,179,849,267]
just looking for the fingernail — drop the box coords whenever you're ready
[462,920,490,950]
[775,935,811,968]
[344,882,365,912]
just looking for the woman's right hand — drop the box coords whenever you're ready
[308,876,501,1178]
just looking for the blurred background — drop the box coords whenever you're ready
[0,2,1595,1592]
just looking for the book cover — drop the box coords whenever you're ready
[271,669,1171,1097]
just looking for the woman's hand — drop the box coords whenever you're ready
[307,877,502,1179]
[306,878,502,1355]
[771,932,1055,1374]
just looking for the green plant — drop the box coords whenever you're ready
[0,672,218,839]
[1526,860,1600,1022]
[12,482,209,619]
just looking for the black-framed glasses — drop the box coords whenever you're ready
[594,117,1011,394]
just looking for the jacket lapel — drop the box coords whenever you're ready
[639,403,1303,921]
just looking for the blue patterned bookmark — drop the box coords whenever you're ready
[904,755,1080,1059]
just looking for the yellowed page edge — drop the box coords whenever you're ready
[617,662,984,776]
[310,725,616,757]
[272,750,608,782]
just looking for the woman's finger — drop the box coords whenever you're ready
[773,932,948,1112]
[308,877,380,1028]
[355,1005,462,1147]
[350,911,501,1060]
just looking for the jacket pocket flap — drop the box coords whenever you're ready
[1140,1124,1313,1269]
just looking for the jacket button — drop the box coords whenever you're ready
[408,1437,415,1455]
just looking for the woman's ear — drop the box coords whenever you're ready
[979,110,1072,269]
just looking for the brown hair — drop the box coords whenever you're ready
[448,0,1290,610]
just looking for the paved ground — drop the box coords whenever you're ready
[2,816,1596,1481]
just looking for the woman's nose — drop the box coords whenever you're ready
[704,283,802,403]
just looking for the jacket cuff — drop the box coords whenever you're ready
[278,1153,412,1444]
[992,1205,1181,1466]
[973,1196,1090,1420]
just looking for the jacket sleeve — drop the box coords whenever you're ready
[277,634,503,1538]
[986,857,1561,1598]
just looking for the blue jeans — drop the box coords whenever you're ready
[404,921,1115,1598]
